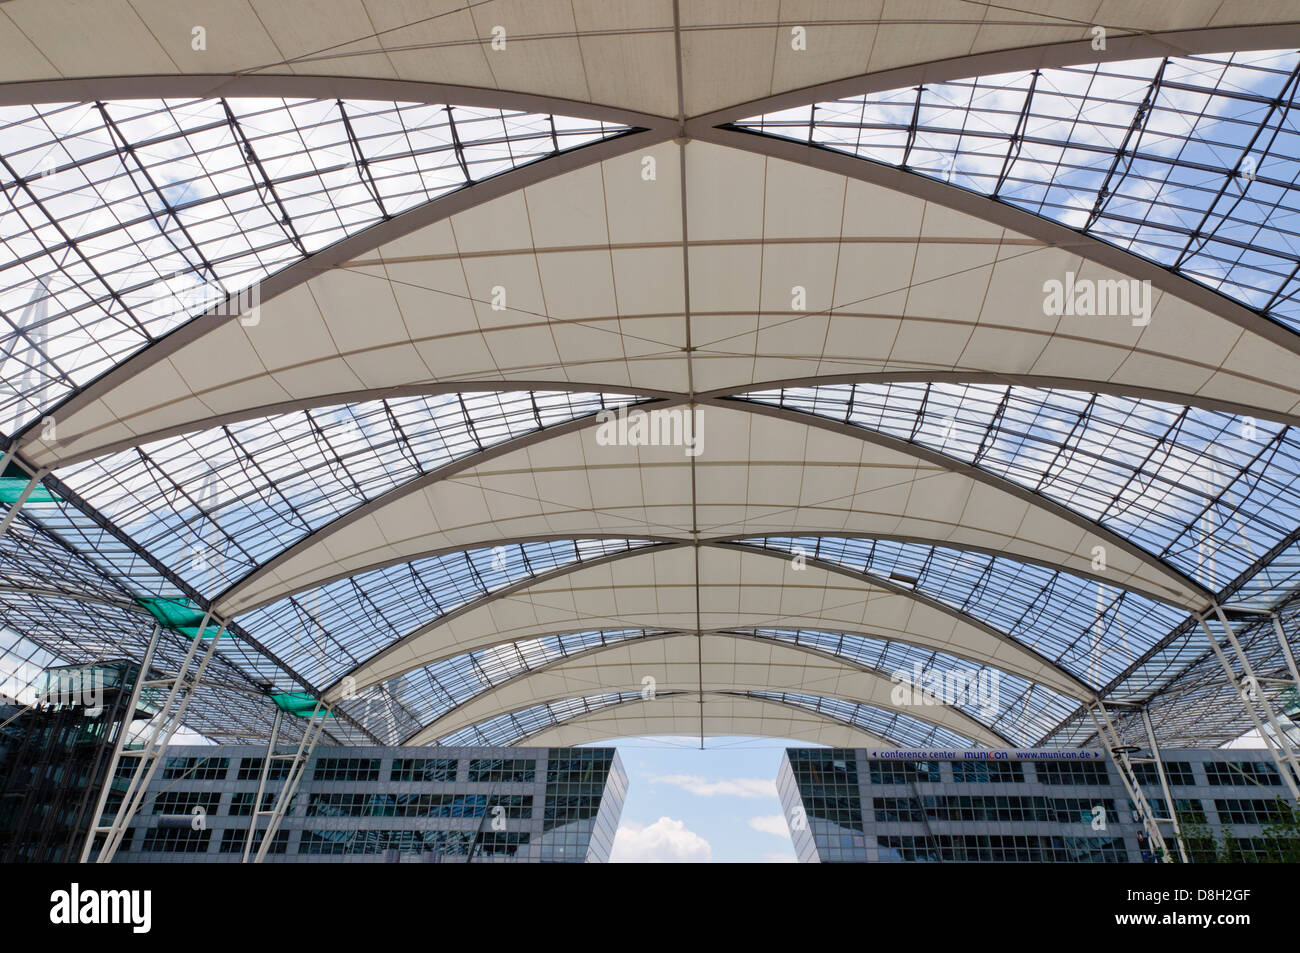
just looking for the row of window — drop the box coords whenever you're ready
[791,754,1288,789]
[297,829,528,857]
[159,754,607,784]
[306,792,531,819]
[876,834,1129,863]
[873,796,1119,825]
[864,794,1289,828]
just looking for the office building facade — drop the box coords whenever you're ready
[779,748,1298,863]
[107,745,625,863]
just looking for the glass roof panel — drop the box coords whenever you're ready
[438,691,653,747]
[57,390,643,598]
[0,97,630,434]
[741,536,1186,690]
[734,384,1300,595]
[734,49,1300,331]
[239,537,658,698]
[738,691,976,748]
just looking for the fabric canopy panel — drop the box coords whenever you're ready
[25,140,1300,469]
[517,692,890,747]
[214,400,1207,616]
[328,542,1092,703]
[407,631,1008,745]
[3,2,1294,117]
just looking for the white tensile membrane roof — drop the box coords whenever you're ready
[1,10,1299,747]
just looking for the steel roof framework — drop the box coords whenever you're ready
[0,26,1297,750]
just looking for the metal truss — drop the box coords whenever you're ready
[1088,701,1187,863]
[82,615,227,863]
[243,701,330,864]
[1196,604,1300,800]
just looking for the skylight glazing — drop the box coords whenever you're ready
[735,383,1300,595]
[736,691,976,748]
[438,690,656,747]
[734,49,1300,330]
[740,536,1185,689]
[241,538,657,696]
[381,626,1072,747]
[740,628,1074,747]
[0,97,630,433]
[378,629,665,738]
[57,390,642,597]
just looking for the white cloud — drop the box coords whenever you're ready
[611,817,712,863]
[651,774,777,798]
[763,851,798,863]
[748,814,791,838]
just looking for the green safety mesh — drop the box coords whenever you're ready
[270,692,334,717]
[0,463,57,504]
[134,596,228,637]
[1283,686,1299,720]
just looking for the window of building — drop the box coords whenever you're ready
[1215,798,1290,825]
[218,828,289,855]
[1033,761,1110,786]
[467,758,535,783]
[237,757,290,782]
[1203,761,1282,787]
[867,760,940,784]
[160,756,229,780]
[150,791,221,815]
[1132,761,1196,787]
[390,757,457,782]
[311,757,381,782]
[140,827,212,853]
[952,760,1025,783]
[229,792,278,817]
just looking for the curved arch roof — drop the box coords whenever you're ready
[451,691,892,749]
[406,630,1009,746]
[2,6,1299,747]
[213,400,1206,615]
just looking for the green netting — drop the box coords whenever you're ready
[270,692,334,717]
[134,596,228,637]
[1283,686,1299,720]
[0,463,58,503]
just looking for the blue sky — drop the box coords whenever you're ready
[602,736,800,863]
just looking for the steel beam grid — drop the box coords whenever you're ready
[0,95,631,434]
[738,385,1298,592]
[59,391,638,606]
[742,690,975,748]
[740,535,1182,692]
[732,48,1300,331]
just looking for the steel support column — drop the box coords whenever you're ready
[78,623,162,863]
[1088,701,1175,862]
[248,700,328,863]
[83,611,228,862]
[1197,606,1300,802]
[0,465,49,539]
